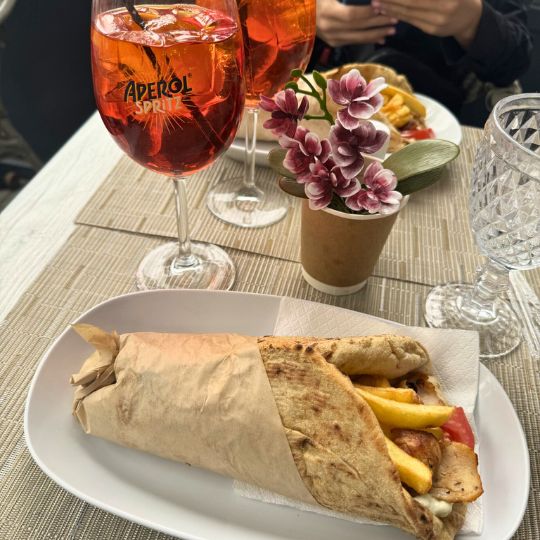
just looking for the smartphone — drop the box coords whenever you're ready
[338,0,372,5]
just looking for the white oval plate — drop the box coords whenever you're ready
[25,290,529,540]
[226,94,463,168]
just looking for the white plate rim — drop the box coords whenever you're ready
[23,289,530,540]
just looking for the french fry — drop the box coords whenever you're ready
[353,375,391,387]
[357,389,454,429]
[421,427,444,440]
[381,94,413,128]
[393,107,413,128]
[354,385,420,404]
[383,93,403,109]
[381,85,427,117]
[385,437,432,494]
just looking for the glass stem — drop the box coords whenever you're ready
[460,259,510,323]
[172,177,197,270]
[241,107,261,197]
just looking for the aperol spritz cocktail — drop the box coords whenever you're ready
[91,1,245,290]
[207,0,315,228]
[92,4,244,175]
[239,0,316,107]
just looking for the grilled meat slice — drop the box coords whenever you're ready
[391,429,442,472]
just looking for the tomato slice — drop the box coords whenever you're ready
[401,127,435,140]
[441,407,475,449]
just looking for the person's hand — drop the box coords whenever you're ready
[371,0,483,49]
[317,0,398,47]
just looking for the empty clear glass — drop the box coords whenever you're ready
[425,94,540,358]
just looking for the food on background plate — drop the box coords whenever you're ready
[316,63,435,152]
[381,85,436,144]
[381,85,426,128]
[70,325,482,540]
[241,63,434,154]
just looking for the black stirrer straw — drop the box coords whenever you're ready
[124,0,147,29]
[121,1,225,148]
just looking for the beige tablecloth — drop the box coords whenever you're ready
[76,128,484,286]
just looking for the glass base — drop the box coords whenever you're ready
[136,241,235,291]
[207,175,289,228]
[425,283,521,359]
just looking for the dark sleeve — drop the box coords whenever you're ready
[441,0,532,86]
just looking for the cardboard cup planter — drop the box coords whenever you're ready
[264,68,460,296]
[300,196,408,295]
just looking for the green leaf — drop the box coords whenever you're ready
[396,168,445,195]
[383,140,459,181]
[383,140,460,195]
[268,148,296,180]
[312,71,327,90]
[290,68,303,78]
[285,81,299,91]
[278,177,307,199]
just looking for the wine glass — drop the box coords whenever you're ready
[425,94,540,358]
[91,0,245,290]
[206,0,316,228]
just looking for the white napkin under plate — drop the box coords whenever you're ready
[235,297,483,536]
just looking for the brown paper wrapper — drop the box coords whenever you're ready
[70,324,317,505]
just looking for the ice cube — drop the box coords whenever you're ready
[144,13,177,33]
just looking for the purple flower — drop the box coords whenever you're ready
[327,69,386,130]
[329,120,388,180]
[305,172,333,211]
[345,162,402,214]
[280,127,331,181]
[304,159,361,210]
[260,89,309,137]
[331,163,362,198]
[345,189,381,213]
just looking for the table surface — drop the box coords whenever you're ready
[0,111,538,540]
[0,113,122,323]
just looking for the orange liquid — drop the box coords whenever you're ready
[238,0,316,107]
[91,4,244,176]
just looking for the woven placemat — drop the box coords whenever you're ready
[0,225,538,540]
[76,128,484,287]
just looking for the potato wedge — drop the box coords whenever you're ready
[354,385,420,404]
[357,389,454,429]
[421,427,444,440]
[382,85,427,117]
[385,437,432,494]
[353,375,391,387]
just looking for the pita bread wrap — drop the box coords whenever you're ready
[70,325,481,540]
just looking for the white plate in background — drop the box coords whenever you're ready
[25,290,528,540]
[226,94,463,168]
